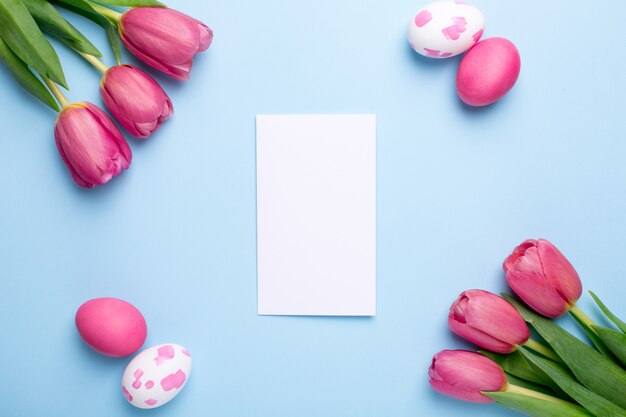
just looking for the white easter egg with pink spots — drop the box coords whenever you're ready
[407,1,485,58]
[121,343,192,409]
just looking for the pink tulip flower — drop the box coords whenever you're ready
[503,239,582,318]
[119,7,213,80]
[54,102,132,188]
[448,290,530,353]
[429,350,508,403]
[100,65,173,138]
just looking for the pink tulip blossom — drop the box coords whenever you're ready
[448,290,530,353]
[119,7,213,80]
[429,350,508,403]
[503,239,582,318]
[54,102,131,188]
[100,65,173,138]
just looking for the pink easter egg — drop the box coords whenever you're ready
[456,37,521,106]
[75,298,147,357]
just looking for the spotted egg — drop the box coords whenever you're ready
[407,1,485,58]
[121,343,192,409]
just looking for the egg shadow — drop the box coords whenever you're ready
[455,95,502,115]
[454,85,523,120]
[74,333,129,368]
[403,41,511,117]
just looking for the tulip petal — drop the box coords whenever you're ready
[507,269,567,318]
[504,240,577,318]
[100,83,139,137]
[119,7,211,79]
[55,105,110,186]
[120,35,191,80]
[84,103,131,168]
[54,103,131,188]
[449,318,515,353]
[133,120,158,137]
[121,8,199,63]
[430,379,494,404]
[162,98,174,119]
[197,23,213,51]
[429,350,506,403]
[463,292,530,346]
[55,125,93,188]
[101,65,173,137]
[537,240,582,306]
[448,290,529,353]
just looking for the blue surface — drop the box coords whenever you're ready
[1,0,626,416]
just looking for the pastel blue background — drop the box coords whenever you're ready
[1,0,625,416]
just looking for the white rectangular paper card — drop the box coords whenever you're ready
[256,114,376,316]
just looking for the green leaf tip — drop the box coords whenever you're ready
[51,0,121,64]
[0,0,67,88]
[590,291,626,334]
[592,325,626,367]
[23,0,102,57]
[0,36,59,111]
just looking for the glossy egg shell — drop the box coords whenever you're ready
[456,37,521,106]
[407,1,485,58]
[122,344,192,409]
[75,297,147,357]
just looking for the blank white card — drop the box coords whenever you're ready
[256,114,376,316]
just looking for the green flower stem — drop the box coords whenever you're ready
[86,1,122,23]
[523,338,561,362]
[42,77,69,110]
[79,52,108,74]
[570,305,597,331]
[504,384,573,406]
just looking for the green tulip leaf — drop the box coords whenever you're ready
[51,0,121,64]
[503,293,626,409]
[89,0,165,6]
[481,350,553,387]
[519,346,626,417]
[569,309,616,358]
[23,0,101,57]
[0,36,59,111]
[0,0,67,87]
[485,390,594,417]
[505,373,558,397]
[593,325,626,367]
[590,291,626,334]
[482,350,573,401]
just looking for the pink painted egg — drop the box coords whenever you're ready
[75,298,147,357]
[122,344,192,409]
[407,1,485,58]
[456,37,521,106]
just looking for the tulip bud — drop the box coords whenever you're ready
[429,350,508,403]
[503,239,582,318]
[100,65,173,138]
[119,7,213,80]
[448,290,530,353]
[54,102,132,188]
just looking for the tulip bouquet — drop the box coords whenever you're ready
[429,239,626,417]
[0,0,213,187]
